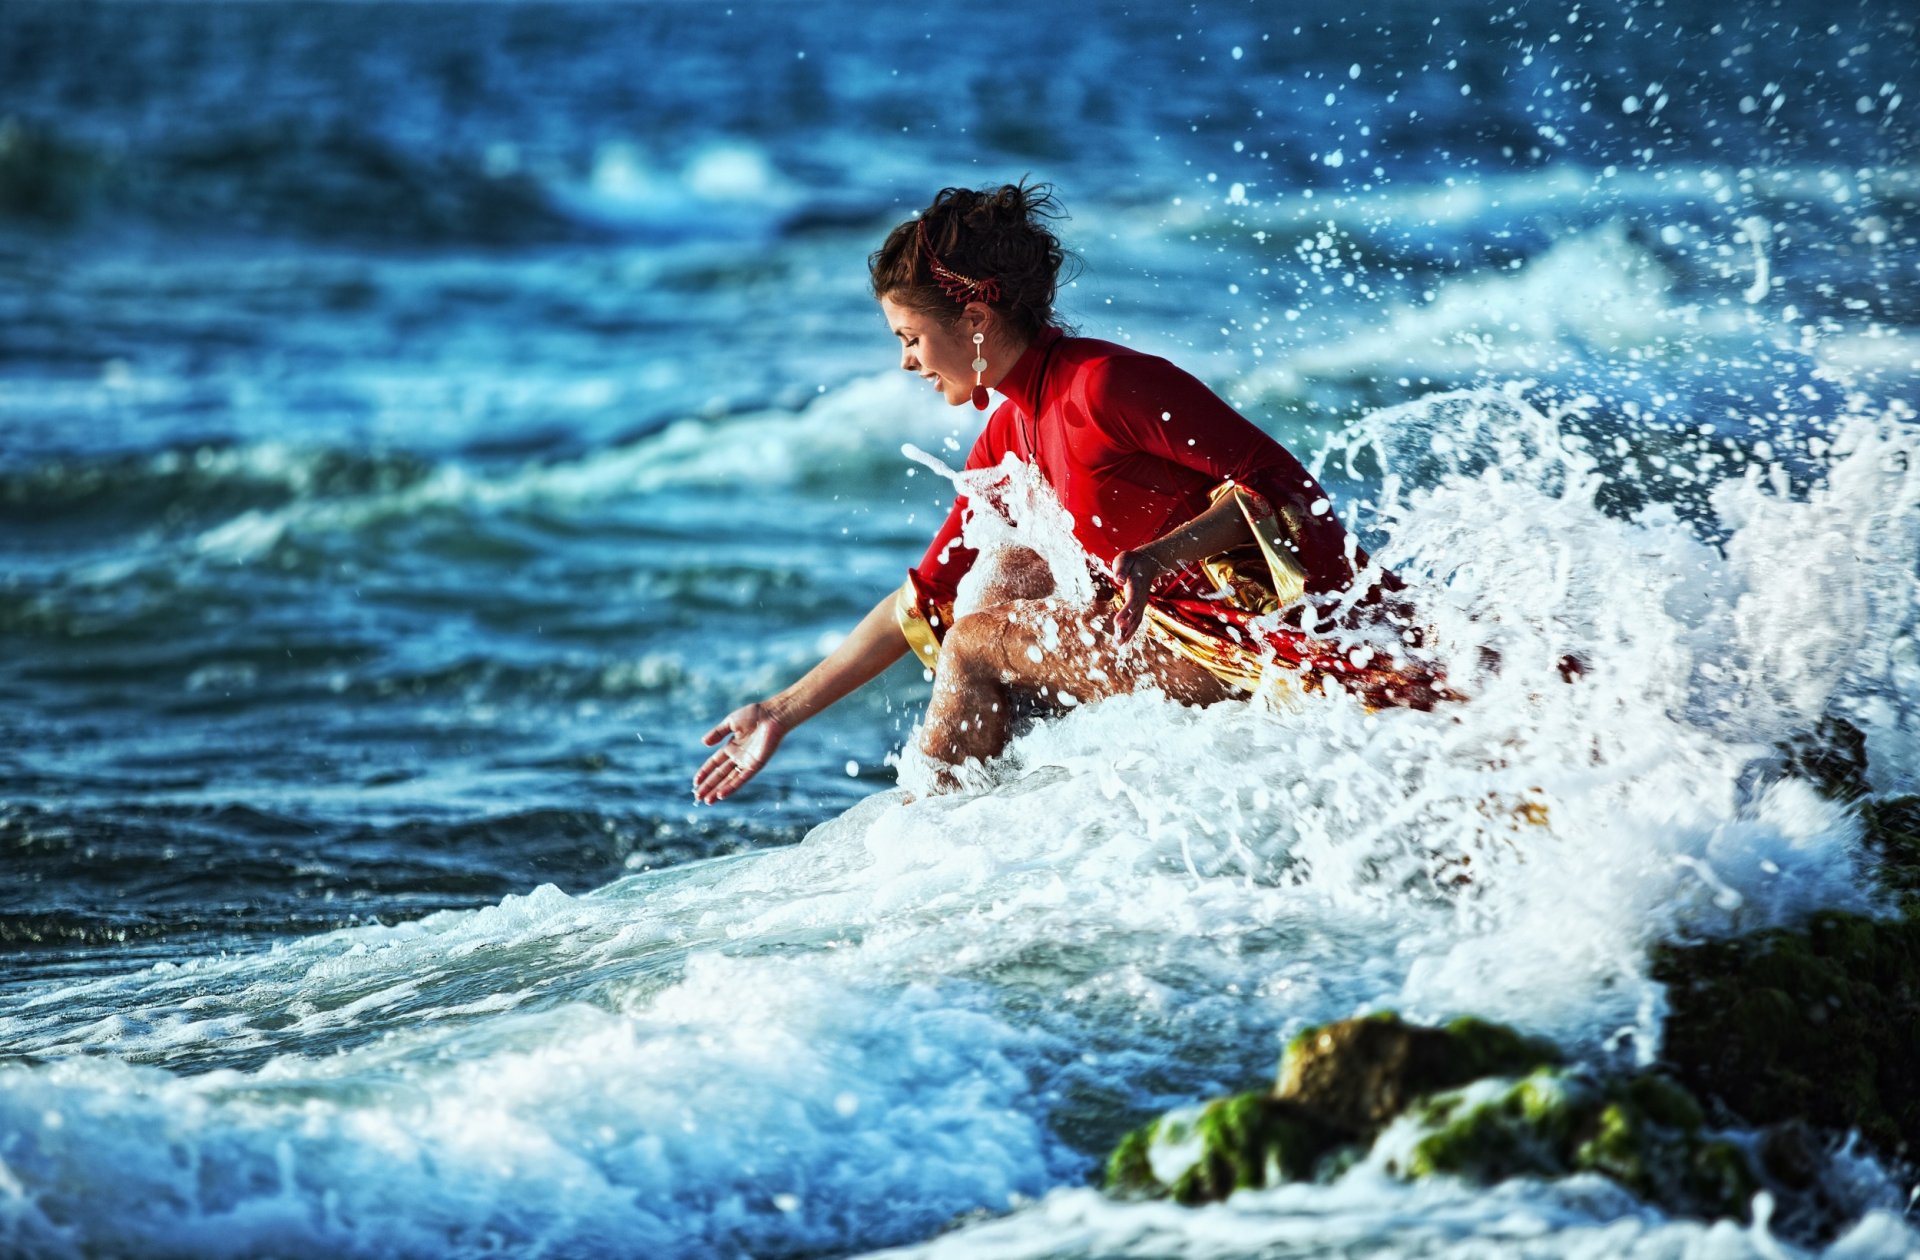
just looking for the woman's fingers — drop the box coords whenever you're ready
[702,759,752,803]
[1113,577,1148,642]
[712,764,751,801]
[694,704,787,803]
[694,724,749,787]
[695,759,749,804]
[693,759,732,801]
[693,716,777,803]
[1109,551,1153,643]
[694,747,732,791]
[696,738,751,781]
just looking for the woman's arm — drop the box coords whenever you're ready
[1109,489,1251,641]
[1090,352,1359,594]
[693,590,910,803]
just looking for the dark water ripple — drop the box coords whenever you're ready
[0,799,817,983]
[0,0,1912,998]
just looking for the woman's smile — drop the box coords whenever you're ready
[880,294,1000,408]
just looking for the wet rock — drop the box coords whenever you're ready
[1276,1012,1561,1134]
[1104,1093,1346,1204]
[1105,786,1920,1227]
[1652,909,1920,1163]
[1860,795,1920,909]
[1756,1119,1825,1193]
[1105,1012,1786,1221]
[1660,716,1920,1167]
[1105,1012,1562,1204]
[1778,714,1871,803]
[1391,1068,1759,1221]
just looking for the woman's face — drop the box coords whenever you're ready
[880,295,980,408]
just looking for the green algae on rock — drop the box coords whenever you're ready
[1105,1013,1777,1220]
[1105,1012,1562,1204]
[1104,1093,1346,1205]
[1278,1012,1562,1135]
[1653,782,1920,1164]
[1102,787,1920,1224]
[1386,1067,1759,1221]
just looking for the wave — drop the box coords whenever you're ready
[0,117,842,246]
[1255,221,1695,386]
[1169,161,1918,423]
[0,443,439,530]
[0,370,949,562]
[173,370,951,567]
[1245,216,1874,399]
[1160,162,1920,260]
[1,392,1915,1256]
[0,800,810,965]
[1237,219,1877,536]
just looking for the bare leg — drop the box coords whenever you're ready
[918,597,1233,782]
[957,544,1055,611]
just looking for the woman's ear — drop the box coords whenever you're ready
[960,301,993,335]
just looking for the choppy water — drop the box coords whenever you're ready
[1,1,1917,1256]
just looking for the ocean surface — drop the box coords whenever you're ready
[1,0,1917,1255]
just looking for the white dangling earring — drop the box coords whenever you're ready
[971,331,989,410]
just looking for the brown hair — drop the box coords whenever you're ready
[869,181,1077,339]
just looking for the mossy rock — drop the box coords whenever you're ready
[1104,1092,1345,1204]
[1778,715,1871,803]
[1860,795,1920,908]
[1277,1012,1561,1134]
[1105,1013,1562,1205]
[1102,1013,1777,1219]
[1572,1090,1757,1220]
[1401,1068,1760,1221]
[1403,1069,1587,1182]
[1653,909,1920,1161]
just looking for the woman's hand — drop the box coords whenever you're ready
[1110,548,1172,642]
[693,702,788,804]
[1112,488,1261,642]
[689,590,909,804]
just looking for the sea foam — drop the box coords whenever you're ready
[4,390,1915,1258]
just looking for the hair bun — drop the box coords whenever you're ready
[870,180,1079,339]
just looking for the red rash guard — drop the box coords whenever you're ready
[912,326,1367,604]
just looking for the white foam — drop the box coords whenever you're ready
[5,391,1917,1257]
[185,371,952,562]
[546,138,799,235]
[859,1182,1920,1259]
[1256,223,1744,388]
[901,446,1100,614]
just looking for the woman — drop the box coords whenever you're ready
[693,184,1443,804]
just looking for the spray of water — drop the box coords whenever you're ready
[3,391,1916,1258]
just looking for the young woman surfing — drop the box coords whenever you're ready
[693,183,1444,804]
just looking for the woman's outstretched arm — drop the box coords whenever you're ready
[693,590,909,803]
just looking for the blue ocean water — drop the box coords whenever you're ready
[1,1,1917,1256]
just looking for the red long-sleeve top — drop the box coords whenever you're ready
[912,327,1365,604]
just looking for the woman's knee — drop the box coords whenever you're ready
[937,609,1010,685]
[948,601,1104,688]
[970,546,1054,606]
